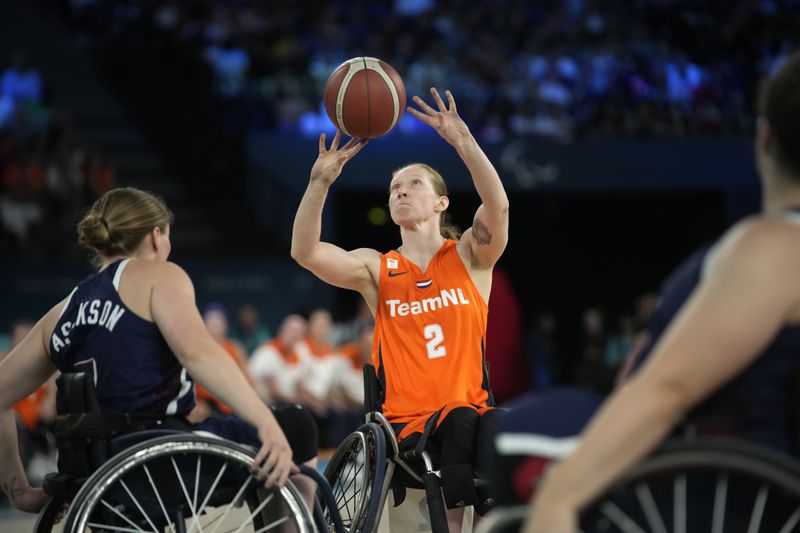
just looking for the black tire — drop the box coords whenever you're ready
[33,495,68,533]
[62,434,313,533]
[323,422,387,532]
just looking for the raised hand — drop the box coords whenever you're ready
[407,87,471,147]
[309,130,367,186]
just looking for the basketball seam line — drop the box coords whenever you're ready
[362,56,371,139]
[366,59,400,130]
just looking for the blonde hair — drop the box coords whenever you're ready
[391,163,461,240]
[77,187,173,267]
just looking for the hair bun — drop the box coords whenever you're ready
[77,213,111,250]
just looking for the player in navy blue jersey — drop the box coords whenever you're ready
[0,187,316,514]
[525,52,800,532]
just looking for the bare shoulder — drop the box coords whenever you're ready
[349,247,381,260]
[709,215,800,276]
[133,260,193,286]
[349,247,381,275]
[721,215,800,254]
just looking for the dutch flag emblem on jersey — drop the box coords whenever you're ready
[416,279,432,289]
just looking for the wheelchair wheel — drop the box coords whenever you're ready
[323,422,387,532]
[580,439,800,532]
[62,434,314,533]
[34,495,67,533]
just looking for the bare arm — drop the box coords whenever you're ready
[525,220,800,532]
[291,131,378,294]
[151,263,294,487]
[0,310,58,513]
[408,88,509,268]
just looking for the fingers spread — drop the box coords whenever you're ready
[407,106,434,125]
[412,95,437,115]
[341,136,359,150]
[331,130,342,150]
[445,90,456,112]
[345,139,368,158]
[430,87,447,111]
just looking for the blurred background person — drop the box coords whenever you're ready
[189,302,252,423]
[249,314,309,405]
[233,303,271,357]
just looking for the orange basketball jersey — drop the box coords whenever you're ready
[372,240,494,441]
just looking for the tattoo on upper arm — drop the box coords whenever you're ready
[2,476,23,502]
[472,218,493,245]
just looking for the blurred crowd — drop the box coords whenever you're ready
[526,292,659,396]
[51,0,799,143]
[0,52,115,261]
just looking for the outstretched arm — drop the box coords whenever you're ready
[152,263,295,488]
[408,88,509,269]
[0,310,58,513]
[524,220,800,532]
[291,131,378,293]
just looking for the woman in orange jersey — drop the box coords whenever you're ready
[292,87,509,530]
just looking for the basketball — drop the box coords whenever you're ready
[323,57,406,139]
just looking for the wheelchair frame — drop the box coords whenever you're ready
[34,372,343,533]
[321,364,488,533]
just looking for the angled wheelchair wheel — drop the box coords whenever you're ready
[34,495,67,533]
[62,434,314,533]
[580,439,800,533]
[323,422,387,532]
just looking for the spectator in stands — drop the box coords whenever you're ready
[51,0,793,143]
[190,303,251,422]
[234,303,271,356]
[526,312,559,390]
[249,314,308,404]
[572,306,614,394]
[1,52,42,107]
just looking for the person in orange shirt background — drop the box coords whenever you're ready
[297,308,349,414]
[292,87,509,530]
[189,303,251,423]
[299,309,373,449]
[248,314,308,404]
[334,324,373,410]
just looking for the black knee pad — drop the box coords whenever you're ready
[272,404,318,463]
[440,464,478,509]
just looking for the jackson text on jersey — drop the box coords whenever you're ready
[51,298,126,352]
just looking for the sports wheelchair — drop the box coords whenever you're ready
[318,364,492,533]
[475,438,800,533]
[34,372,347,533]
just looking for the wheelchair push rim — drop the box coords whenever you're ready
[323,423,387,532]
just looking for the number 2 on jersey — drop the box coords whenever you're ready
[424,323,446,359]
